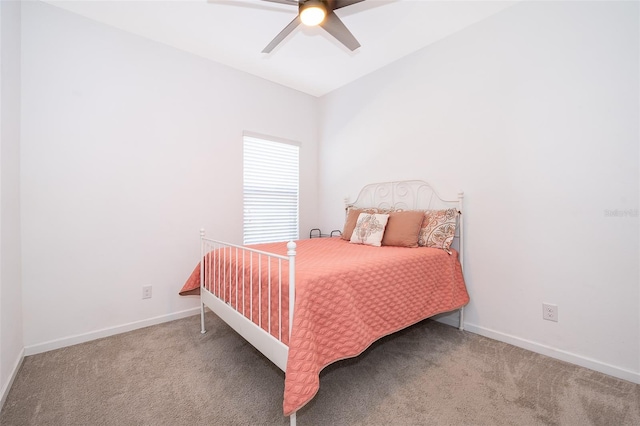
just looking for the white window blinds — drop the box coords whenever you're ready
[243,135,299,245]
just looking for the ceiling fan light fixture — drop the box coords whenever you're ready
[300,1,326,27]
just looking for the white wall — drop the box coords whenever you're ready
[318,1,639,383]
[20,1,319,351]
[0,0,24,407]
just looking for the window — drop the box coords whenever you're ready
[243,135,299,245]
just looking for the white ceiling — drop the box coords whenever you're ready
[43,0,517,97]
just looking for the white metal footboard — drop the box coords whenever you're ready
[199,229,296,372]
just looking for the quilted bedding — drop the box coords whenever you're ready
[179,237,469,416]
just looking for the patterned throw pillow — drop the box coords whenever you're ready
[418,209,459,253]
[349,213,390,247]
[342,207,392,240]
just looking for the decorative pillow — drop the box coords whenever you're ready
[381,210,425,248]
[342,207,390,241]
[349,213,389,247]
[418,208,459,253]
[342,208,363,241]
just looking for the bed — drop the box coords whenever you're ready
[179,180,469,425]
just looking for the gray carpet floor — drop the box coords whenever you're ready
[1,313,638,426]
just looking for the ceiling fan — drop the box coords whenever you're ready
[259,0,365,53]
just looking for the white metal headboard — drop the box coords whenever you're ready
[349,180,462,211]
[346,180,464,267]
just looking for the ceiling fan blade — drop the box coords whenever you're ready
[260,0,298,5]
[332,0,365,10]
[262,16,302,53]
[320,11,360,51]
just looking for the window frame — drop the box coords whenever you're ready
[242,132,300,245]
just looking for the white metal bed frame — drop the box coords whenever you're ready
[199,180,464,425]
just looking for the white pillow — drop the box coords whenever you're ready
[349,213,389,247]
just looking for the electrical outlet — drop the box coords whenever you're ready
[542,303,558,322]
[142,285,152,299]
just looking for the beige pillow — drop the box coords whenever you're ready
[349,213,389,247]
[418,208,459,253]
[381,210,425,248]
[342,208,364,241]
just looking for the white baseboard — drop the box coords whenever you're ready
[1,348,25,411]
[436,318,640,385]
[24,307,200,356]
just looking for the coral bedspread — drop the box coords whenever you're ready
[179,238,469,416]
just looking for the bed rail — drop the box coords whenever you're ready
[199,229,296,372]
